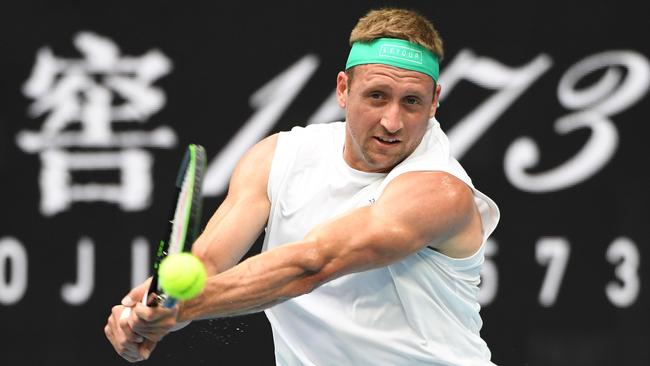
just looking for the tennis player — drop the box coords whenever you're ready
[105,7,500,365]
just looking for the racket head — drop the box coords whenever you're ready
[146,144,207,306]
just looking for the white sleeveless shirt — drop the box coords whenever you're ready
[263,120,500,366]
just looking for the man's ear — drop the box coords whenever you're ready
[336,71,348,109]
[430,83,442,118]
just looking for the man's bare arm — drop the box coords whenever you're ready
[179,171,483,321]
[105,134,277,362]
[191,133,277,275]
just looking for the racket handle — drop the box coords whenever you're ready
[162,297,178,308]
[141,290,177,308]
[135,292,190,332]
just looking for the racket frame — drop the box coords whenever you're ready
[145,144,206,308]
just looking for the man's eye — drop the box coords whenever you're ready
[405,96,420,105]
[370,92,382,99]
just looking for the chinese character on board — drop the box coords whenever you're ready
[17,31,177,216]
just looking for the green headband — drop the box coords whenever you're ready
[345,38,439,81]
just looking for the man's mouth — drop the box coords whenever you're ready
[374,136,400,145]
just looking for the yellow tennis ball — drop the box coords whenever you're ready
[158,252,207,300]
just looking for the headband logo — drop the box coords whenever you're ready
[379,44,423,65]
[346,38,438,81]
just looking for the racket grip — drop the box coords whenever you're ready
[162,297,178,308]
[142,291,177,308]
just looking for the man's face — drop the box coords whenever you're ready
[336,64,440,173]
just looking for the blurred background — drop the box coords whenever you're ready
[1,0,648,365]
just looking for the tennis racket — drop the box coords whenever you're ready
[144,143,207,308]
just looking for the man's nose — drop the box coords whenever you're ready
[379,102,403,133]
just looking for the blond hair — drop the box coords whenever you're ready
[350,8,444,60]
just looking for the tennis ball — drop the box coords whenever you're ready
[158,252,207,300]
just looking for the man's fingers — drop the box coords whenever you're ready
[122,277,153,307]
[114,306,144,343]
[127,303,178,342]
[104,324,113,342]
[139,339,157,360]
[116,308,144,342]
[127,331,144,343]
[105,280,156,363]
[121,347,144,363]
[133,302,178,322]
[105,309,146,362]
[129,320,172,342]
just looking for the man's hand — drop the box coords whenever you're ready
[105,303,157,362]
[128,299,179,342]
[104,279,177,362]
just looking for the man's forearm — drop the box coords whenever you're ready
[176,179,457,323]
[178,240,323,322]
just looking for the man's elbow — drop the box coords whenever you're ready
[191,242,218,276]
[284,238,331,297]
